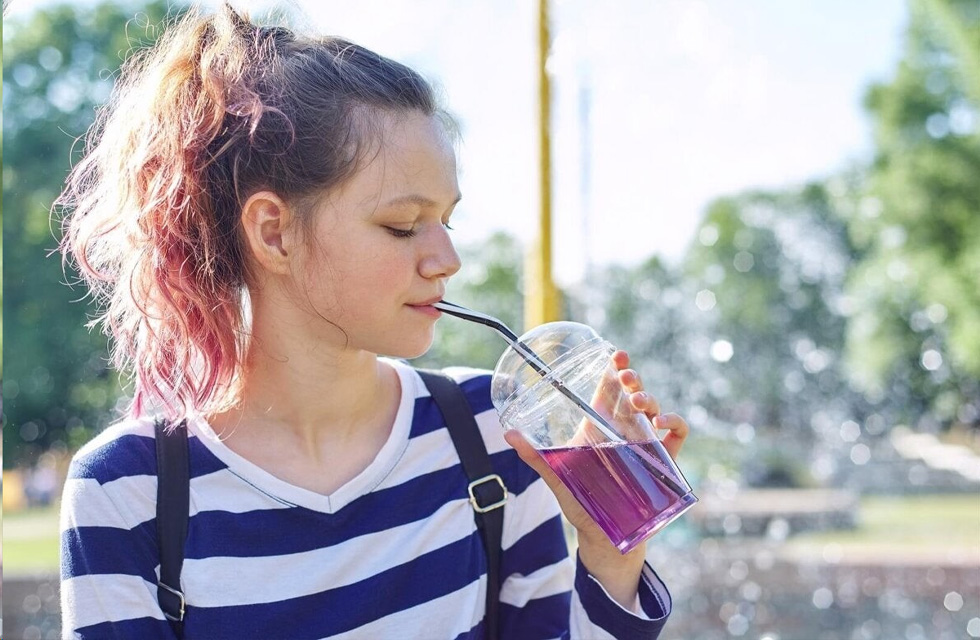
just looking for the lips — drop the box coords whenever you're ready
[407,299,443,318]
[410,297,444,307]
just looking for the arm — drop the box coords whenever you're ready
[497,469,670,640]
[60,443,177,639]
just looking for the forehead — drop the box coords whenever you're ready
[335,110,459,209]
[378,111,457,177]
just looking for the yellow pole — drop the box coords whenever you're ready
[526,0,561,330]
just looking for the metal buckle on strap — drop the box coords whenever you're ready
[467,474,508,513]
[158,581,186,622]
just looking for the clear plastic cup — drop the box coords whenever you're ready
[491,321,697,553]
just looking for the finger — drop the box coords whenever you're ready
[652,413,689,459]
[611,350,630,370]
[618,368,643,394]
[629,390,661,418]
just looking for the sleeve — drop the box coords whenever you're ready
[497,472,671,640]
[570,551,671,639]
[60,442,178,640]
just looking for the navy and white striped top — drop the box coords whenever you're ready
[60,361,671,639]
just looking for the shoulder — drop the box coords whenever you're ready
[62,417,164,530]
[67,416,159,484]
[440,366,495,413]
[401,364,497,427]
[403,363,543,485]
[387,359,494,412]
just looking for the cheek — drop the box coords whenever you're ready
[296,223,419,304]
[355,244,418,281]
[303,247,407,308]
[289,244,347,312]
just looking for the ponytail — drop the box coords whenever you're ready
[57,3,441,420]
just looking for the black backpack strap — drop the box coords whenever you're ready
[418,370,507,640]
[154,418,189,638]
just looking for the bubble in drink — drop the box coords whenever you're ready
[539,439,697,553]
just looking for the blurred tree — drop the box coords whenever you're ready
[2,70,5,384]
[569,256,708,418]
[687,184,854,429]
[682,185,866,450]
[3,1,178,468]
[843,0,980,430]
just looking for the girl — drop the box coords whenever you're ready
[57,4,689,639]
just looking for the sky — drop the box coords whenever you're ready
[9,0,910,284]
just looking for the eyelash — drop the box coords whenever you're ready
[385,222,454,239]
[386,227,418,239]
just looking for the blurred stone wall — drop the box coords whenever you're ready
[3,574,61,640]
[651,540,980,640]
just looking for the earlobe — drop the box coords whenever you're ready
[241,191,294,275]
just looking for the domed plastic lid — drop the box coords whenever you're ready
[490,321,603,414]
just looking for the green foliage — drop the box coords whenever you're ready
[682,184,862,433]
[843,0,980,426]
[3,1,178,468]
[570,255,705,415]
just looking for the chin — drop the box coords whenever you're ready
[402,341,434,360]
[381,334,434,360]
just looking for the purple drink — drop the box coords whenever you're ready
[539,439,697,553]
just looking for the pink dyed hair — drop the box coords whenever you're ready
[55,3,442,421]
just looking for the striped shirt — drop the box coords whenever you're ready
[60,361,671,639]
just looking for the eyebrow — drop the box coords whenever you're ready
[383,193,462,209]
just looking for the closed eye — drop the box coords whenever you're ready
[385,227,418,239]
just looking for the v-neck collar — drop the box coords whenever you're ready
[187,359,417,514]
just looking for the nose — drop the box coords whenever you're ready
[419,225,461,280]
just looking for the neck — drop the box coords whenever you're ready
[207,305,401,459]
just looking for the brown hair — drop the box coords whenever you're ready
[56,3,445,420]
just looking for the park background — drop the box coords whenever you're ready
[2,0,979,638]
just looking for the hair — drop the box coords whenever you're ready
[56,3,446,421]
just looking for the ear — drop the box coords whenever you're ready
[240,191,297,275]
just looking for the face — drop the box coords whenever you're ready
[293,111,462,358]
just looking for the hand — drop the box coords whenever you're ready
[609,350,689,460]
[504,350,691,609]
